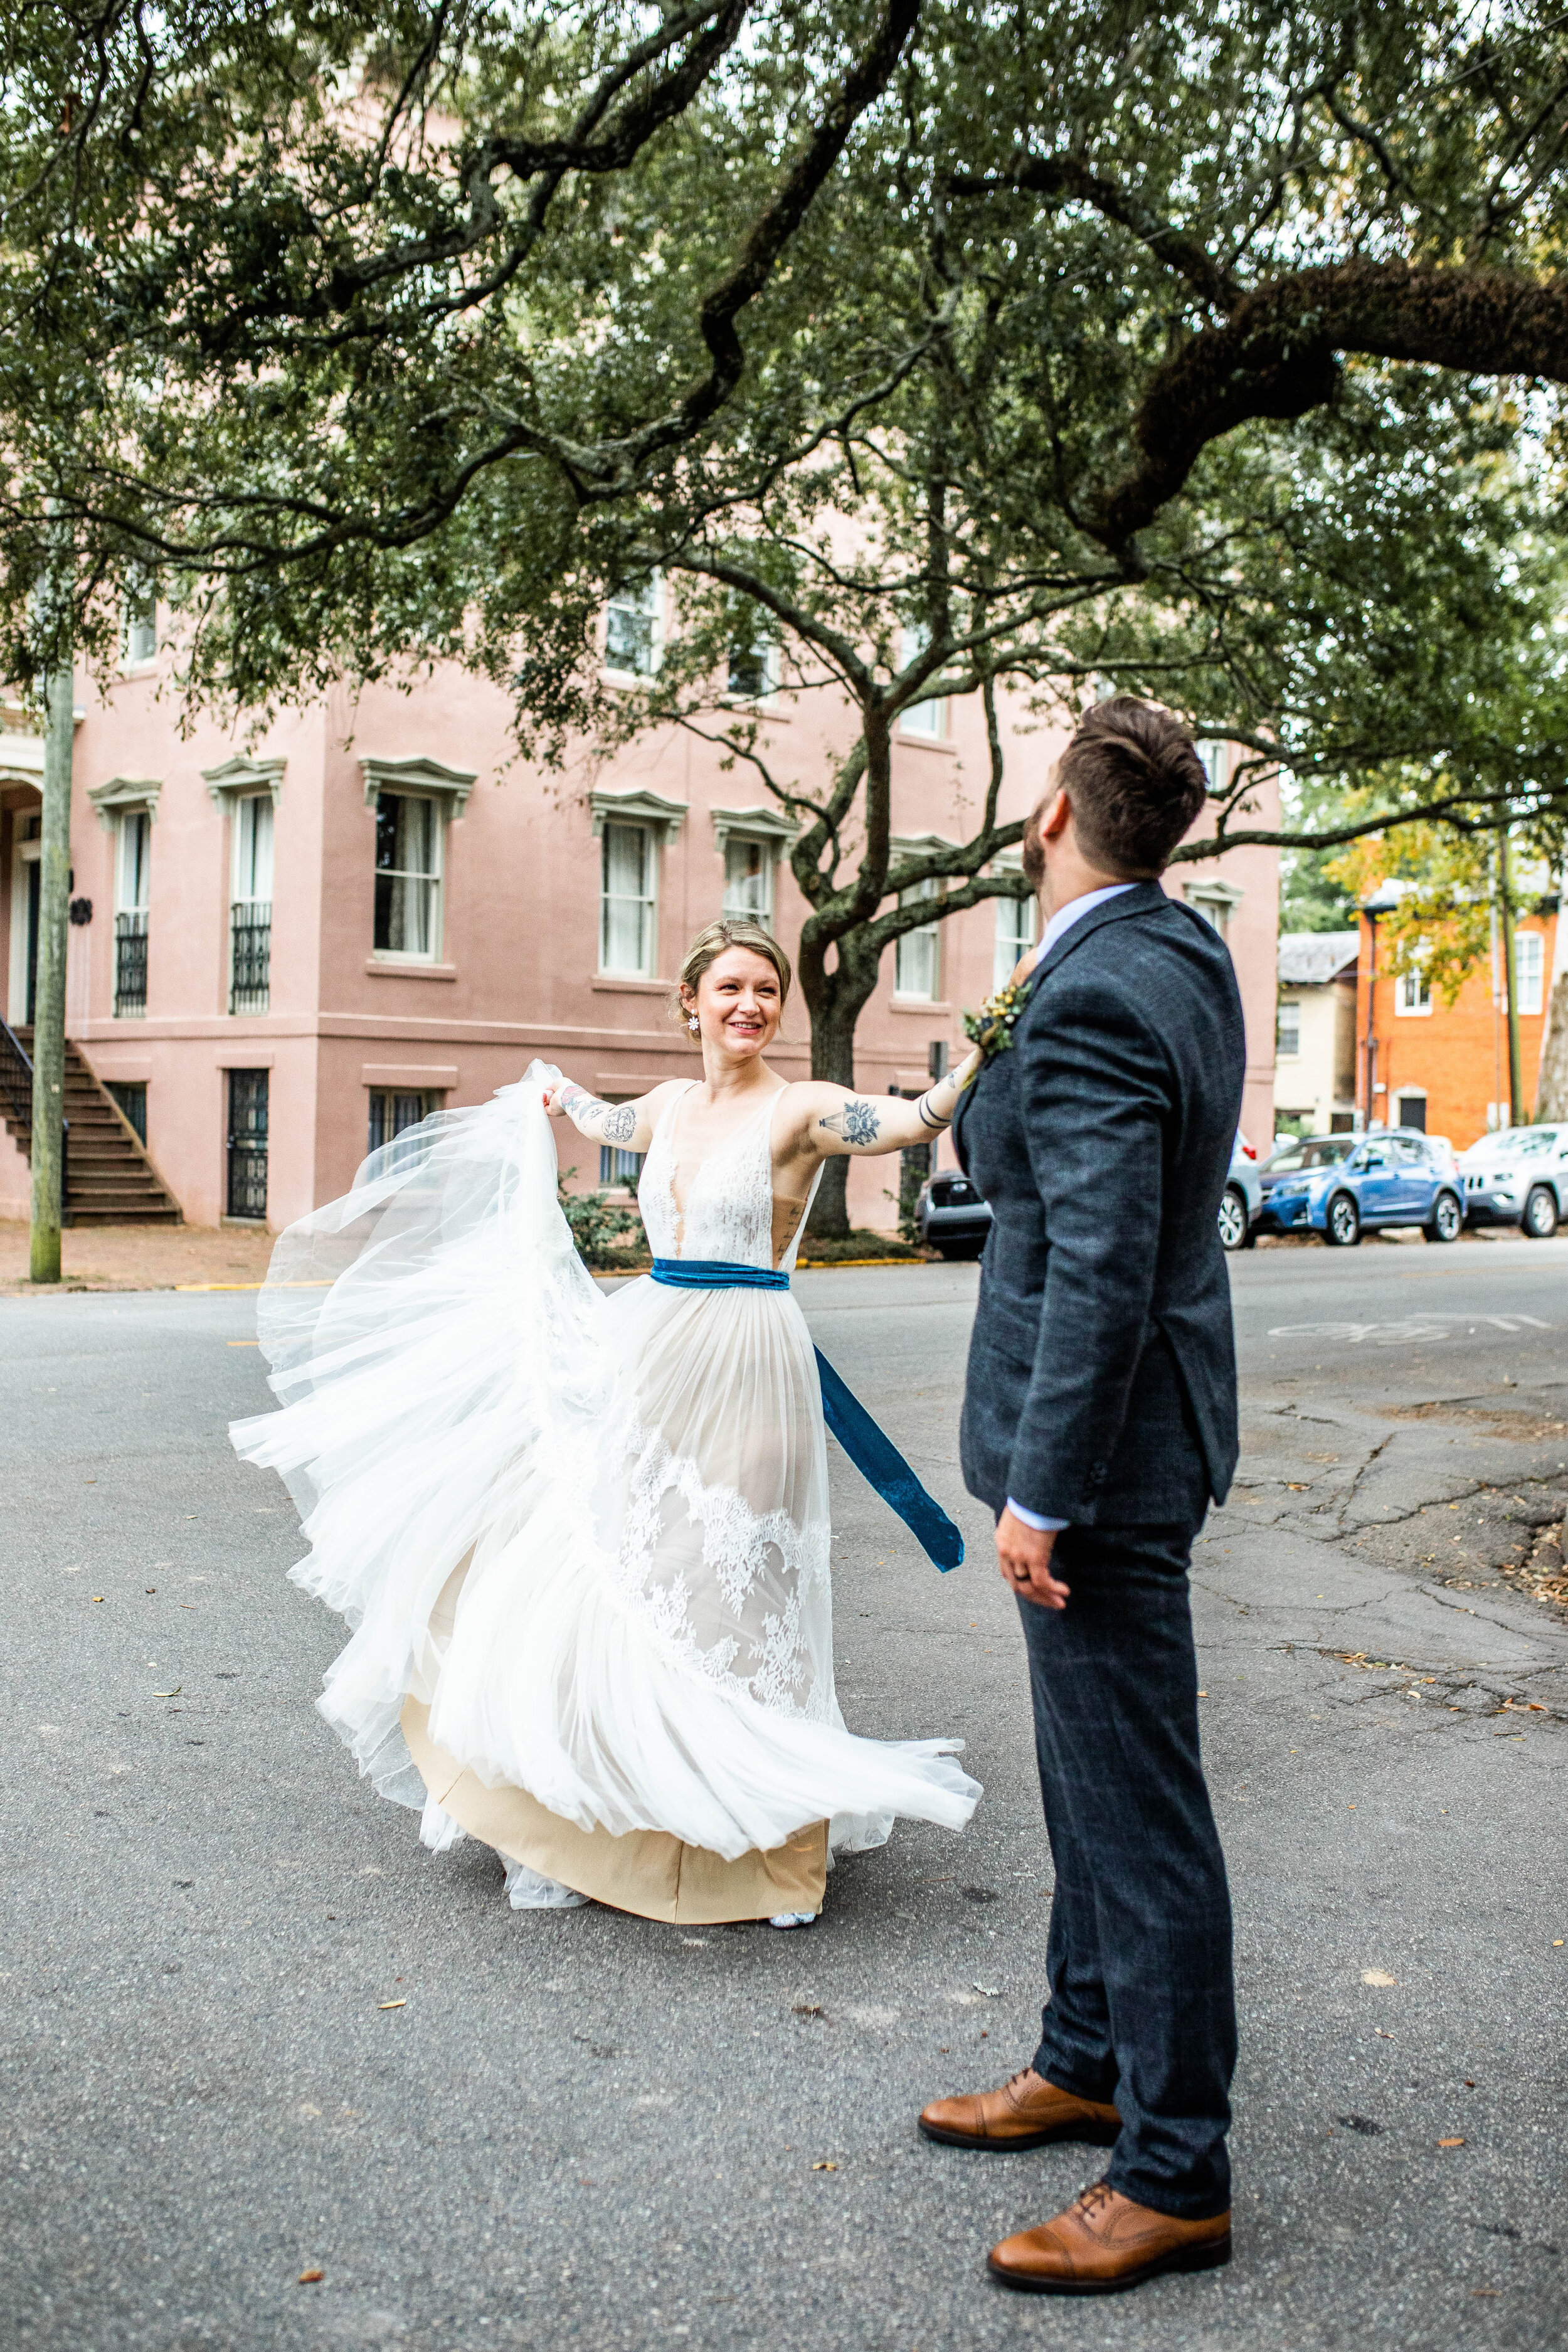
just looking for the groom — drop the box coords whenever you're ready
[920,697,1246,2294]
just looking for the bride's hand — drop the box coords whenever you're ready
[543,1079,583,1120]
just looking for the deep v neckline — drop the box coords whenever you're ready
[665,1081,788,1225]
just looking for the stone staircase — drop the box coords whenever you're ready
[3,1026,181,1224]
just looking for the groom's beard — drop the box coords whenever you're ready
[1021,822,1046,893]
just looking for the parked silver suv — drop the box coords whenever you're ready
[1456,1124,1568,1236]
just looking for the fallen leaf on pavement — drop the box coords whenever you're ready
[1361,1970,1397,1987]
[297,2269,324,2284]
[972,1981,1001,1997]
[1438,2137,1466,2149]
[378,1999,406,2010]
[811,2161,838,2171]
[154,1688,181,1698]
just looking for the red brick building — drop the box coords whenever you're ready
[1356,887,1561,1147]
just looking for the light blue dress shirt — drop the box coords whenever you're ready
[1003,882,1135,1534]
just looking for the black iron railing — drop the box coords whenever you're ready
[229,901,271,1015]
[114,911,149,1016]
[0,1016,30,1128]
[0,1017,68,1209]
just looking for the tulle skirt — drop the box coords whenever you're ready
[231,1071,979,1913]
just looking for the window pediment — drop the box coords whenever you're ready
[711,804,798,856]
[204,755,285,807]
[359,753,478,812]
[88,774,162,830]
[590,787,687,846]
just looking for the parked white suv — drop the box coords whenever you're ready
[1456,1124,1568,1237]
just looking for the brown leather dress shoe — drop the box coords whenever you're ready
[918,2067,1122,2151]
[988,2180,1231,2295]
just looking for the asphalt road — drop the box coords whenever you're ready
[3,1235,1565,2352]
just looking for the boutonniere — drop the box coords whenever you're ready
[962,972,1034,1072]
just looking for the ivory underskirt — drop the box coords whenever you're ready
[401,1695,829,1924]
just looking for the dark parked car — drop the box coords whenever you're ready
[916,1170,992,1259]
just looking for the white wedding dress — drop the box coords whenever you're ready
[231,1065,980,1922]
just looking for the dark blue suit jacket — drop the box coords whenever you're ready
[953,881,1244,1527]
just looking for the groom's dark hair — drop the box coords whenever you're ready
[1054,697,1209,878]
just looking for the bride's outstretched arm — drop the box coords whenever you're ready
[788,1049,983,1162]
[542,1078,674,1155]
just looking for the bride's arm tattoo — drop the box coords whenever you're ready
[818,1099,881,1148]
[559,1086,637,1143]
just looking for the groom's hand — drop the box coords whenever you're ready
[995,1508,1071,1610]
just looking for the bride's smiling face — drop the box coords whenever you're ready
[686,947,783,1058]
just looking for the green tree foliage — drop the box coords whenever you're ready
[8,6,1568,1231]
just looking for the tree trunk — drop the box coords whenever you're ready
[1538,971,1568,1122]
[30,649,74,1283]
[802,951,882,1242]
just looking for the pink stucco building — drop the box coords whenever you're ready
[0,612,1278,1231]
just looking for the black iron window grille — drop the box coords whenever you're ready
[230,901,272,1014]
[367,1089,438,1160]
[114,910,149,1016]
[226,1068,268,1219]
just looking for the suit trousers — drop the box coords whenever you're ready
[1017,1518,1236,2218]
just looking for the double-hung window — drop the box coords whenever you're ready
[726,618,778,703]
[899,623,945,739]
[993,891,1036,989]
[1276,999,1301,1057]
[125,580,157,666]
[374,792,441,960]
[1516,930,1545,1016]
[230,795,273,1014]
[723,836,773,925]
[895,877,941,999]
[600,821,657,975]
[605,576,662,677]
[115,810,151,1016]
[368,1089,439,1160]
[1396,964,1431,1015]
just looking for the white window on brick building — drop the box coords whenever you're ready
[895,877,941,999]
[1517,929,1545,1015]
[993,890,1036,989]
[605,576,662,677]
[600,820,657,975]
[373,792,442,960]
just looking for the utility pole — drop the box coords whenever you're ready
[1497,823,1524,1129]
[29,632,74,1283]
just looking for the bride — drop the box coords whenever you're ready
[232,917,982,1929]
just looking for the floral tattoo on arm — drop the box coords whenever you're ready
[818,1098,881,1147]
[560,1086,636,1142]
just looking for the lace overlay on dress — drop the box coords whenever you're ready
[599,1088,831,1720]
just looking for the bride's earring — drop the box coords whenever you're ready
[687,1014,700,1034]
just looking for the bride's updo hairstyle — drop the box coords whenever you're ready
[675,919,793,1025]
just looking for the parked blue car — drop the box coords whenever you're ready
[1258,1130,1464,1247]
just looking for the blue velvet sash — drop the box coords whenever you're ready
[649,1258,964,1571]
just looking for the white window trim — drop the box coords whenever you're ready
[724,632,780,705]
[1515,929,1545,1017]
[371,788,445,966]
[897,623,947,739]
[358,755,475,967]
[989,848,1036,988]
[603,573,664,681]
[88,773,162,832]
[123,581,158,669]
[230,792,275,906]
[1276,997,1302,1057]
[204,753,285,812]
[589,787,687,847]
[1395,968,1433,1016]
[598,819,659,978]
[712,803,797,926]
